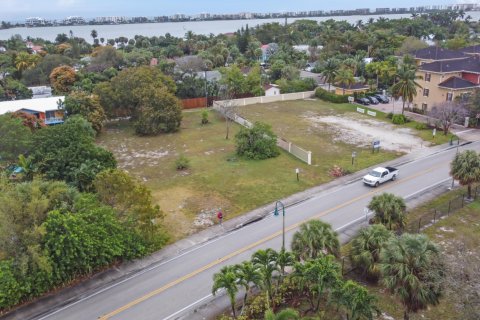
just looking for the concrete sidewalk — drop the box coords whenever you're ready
[0,142,465,320]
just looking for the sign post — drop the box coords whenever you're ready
[372,140,380,153]
[351,151,357,166]
[295,168,300,181]
[432,128,436,139]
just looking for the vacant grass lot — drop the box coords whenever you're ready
[355,189,480,319]
[97,104,397,240]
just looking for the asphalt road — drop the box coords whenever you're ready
[35,141,480,320]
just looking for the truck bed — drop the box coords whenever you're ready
[385,166,398,172]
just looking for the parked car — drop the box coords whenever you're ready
[363,166,399,187]
[365,96,379,104]
[374,94,389,103]
[355,98,370,105]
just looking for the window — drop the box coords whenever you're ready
[446,92,453,101]
[422,103,428,111]
[425,73,431,82]
[423,88,430,97]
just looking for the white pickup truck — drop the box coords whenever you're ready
[363,167,399,187]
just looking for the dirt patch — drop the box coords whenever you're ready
[153,187,231,241]
[305,113,429,153]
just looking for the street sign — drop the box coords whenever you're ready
[373,140,380,149]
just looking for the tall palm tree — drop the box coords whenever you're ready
[450,150,480,199]
[335,68,355,95]
[291,220,340,261]
[252,248,278,307]
[234,261,262,312]
[276,249,295,280]
[368,193,406,231]
[212,265,239,318]
[264,308,299,320]
[90,29,98,42]
[292,255,340,312]
[350,224,393,281]
[15,51,38,73]
[320,58,338,91]
[333,280,380,320]
[391,64,422,115]
[380,233,443,320]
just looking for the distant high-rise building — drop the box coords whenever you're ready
[25,17,46,27]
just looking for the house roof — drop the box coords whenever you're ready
[460,45,480,55]
[336,83,369,90]
[419,56,480,74]
[0,96,65,116]
[438,76,479,90]
[264,84,279,90]
[410,46,467,61]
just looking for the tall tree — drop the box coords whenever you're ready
[0,114,33,161]
[350,224,393,282]
[251,248,278,307]
[381,233,443,320]
[50,65,76,94]
[234,261,262,312]
[212,265,239,318]
[368,193,406,231]
[291,220,340,260]
[450,150,480,199]
[335,68,355,95]
[391,64,422,115]
[64,91,106,134]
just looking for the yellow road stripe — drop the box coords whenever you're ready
[99,164,445,319]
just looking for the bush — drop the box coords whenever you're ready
[315,88,349,103]
[386,112,394,119]
[392,114,408,125]
[175,155,190,170]
[415,122,427,130]
[235,122,280,160]
[201,110,209,125]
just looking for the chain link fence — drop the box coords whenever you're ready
[405,185,480,233]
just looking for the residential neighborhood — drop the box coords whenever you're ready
[1,3,480,320]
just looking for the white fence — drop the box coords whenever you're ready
[213,93,313,165]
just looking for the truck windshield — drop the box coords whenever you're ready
[369,170,381,177]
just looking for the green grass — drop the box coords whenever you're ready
[97,105,397,240]
[97,100,446,241]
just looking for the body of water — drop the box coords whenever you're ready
[0,14,413,42]
[1,12,479,43]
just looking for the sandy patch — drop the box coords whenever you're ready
[306,114,429,153]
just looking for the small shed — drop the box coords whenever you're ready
[264,84,280,96]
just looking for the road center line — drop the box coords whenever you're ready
[99,163,444,320]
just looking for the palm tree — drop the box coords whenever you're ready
[17,154,35,181]
[368,193,406,231]
[252,248,278,307]
[234,261,262,312]
[380,233,443,320]
[264,308,299,320]
[212,265,239,318]
[15,51,38,73]
[276,249,295,280]
[350,225,392,281]
[333,280,380,320]
[292,255,340,312]
[291,220,340,261]
[450,150,480,199]
[335,68,355,95]
[320,58,338,91]
[391,64,422,115]
[91,29,98,42]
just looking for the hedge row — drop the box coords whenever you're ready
[315,88,349,103]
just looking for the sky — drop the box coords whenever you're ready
[0,0,477,21]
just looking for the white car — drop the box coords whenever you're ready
[363,167,399,187]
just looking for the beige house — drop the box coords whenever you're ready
[413,56,480,111]
[409,46,467,66]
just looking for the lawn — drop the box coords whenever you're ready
[97,105,396,241]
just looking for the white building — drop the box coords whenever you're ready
[0,96,65,125]
[264,84,280,96]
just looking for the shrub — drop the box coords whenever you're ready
[175,155,190,170]
[315,88,349,103]
[235,122,280,160]
[386,112,394,119]
[392,114,408,125]
[201,110,209,125]
[415,123,427,130]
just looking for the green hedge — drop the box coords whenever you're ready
[315,88,349,103]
